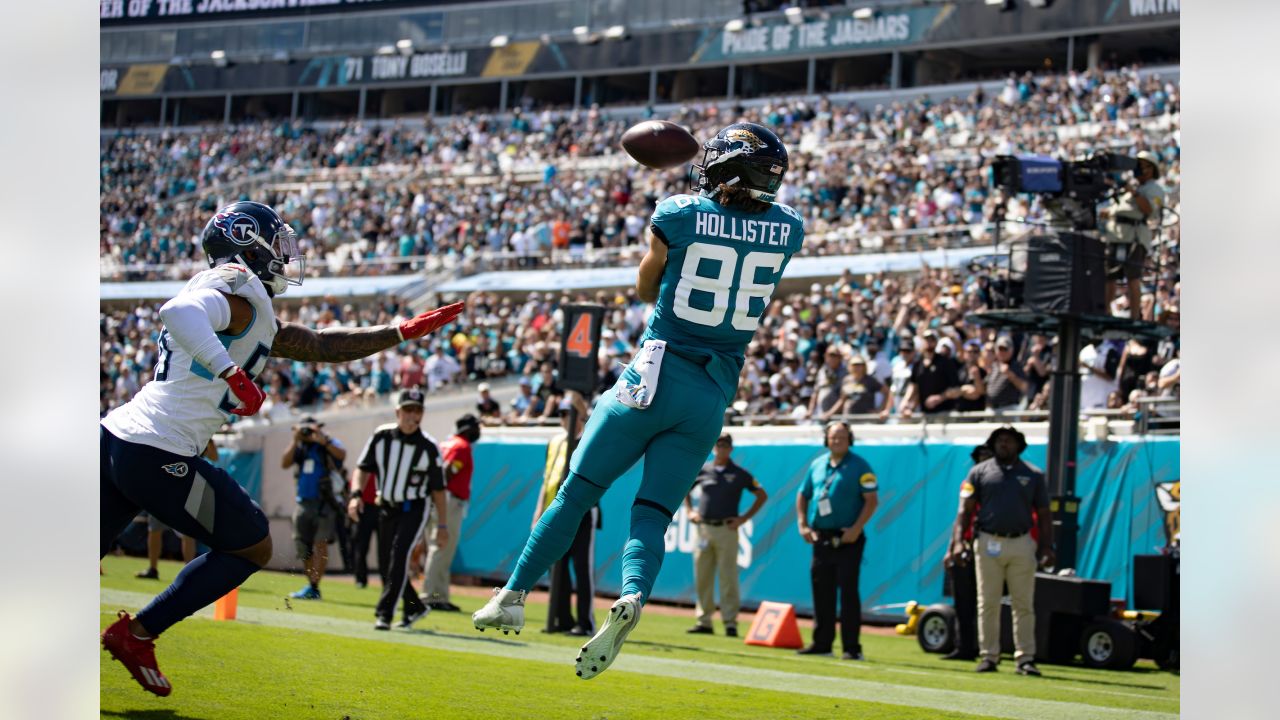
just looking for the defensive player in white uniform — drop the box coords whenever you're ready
[100,201,463,696]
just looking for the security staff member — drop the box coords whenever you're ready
[349,469,380,589]
[684,433,767,637]
[422,413,482,612]
[940,444,994,661]
[532,392,599,635]
[348,388,448,631]
[948,426,1053,676]
[795,422,879,660]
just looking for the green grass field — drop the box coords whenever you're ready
[100,556,1178,719]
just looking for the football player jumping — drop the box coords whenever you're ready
[473,123,804,679]
[100,201,463,696]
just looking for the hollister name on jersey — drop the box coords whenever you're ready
[693,211,794,248]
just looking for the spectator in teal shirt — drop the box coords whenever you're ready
[795,421,880,661]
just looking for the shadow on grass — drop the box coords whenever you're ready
[628,639,715,654]
[285,597,382,613]
[232,586,386,615]
[102,710,214,720]
[892,658,1173,690]
[401,628,527,647]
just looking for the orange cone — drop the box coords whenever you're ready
[213,588,238,621]
[744,601,804,649]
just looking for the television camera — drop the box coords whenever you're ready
[991,152,1138,230]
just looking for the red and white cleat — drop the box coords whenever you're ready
[101,611,172,697]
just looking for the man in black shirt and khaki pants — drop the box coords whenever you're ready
[947,426,1054,676]
[683,433,767,637]
[348,388,449,631]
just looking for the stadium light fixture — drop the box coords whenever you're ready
[853,7,875,20]
[396,38,414,55]
[784,6,804,25]
[603,25,626,39]
[376,45,396,55]
[210,49,228,67]
[986,0,1016,9]
[724,18,745,32]
[572,25,589,37]
[490,34,509,48]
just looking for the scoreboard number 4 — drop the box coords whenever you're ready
[565,312,594,358]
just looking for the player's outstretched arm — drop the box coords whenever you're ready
[636,228,668,303]
[270,302,465,363]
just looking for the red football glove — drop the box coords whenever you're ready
[397,302,466,341]
[223,367,266,417]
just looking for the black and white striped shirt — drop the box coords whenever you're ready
[356,423,444,503]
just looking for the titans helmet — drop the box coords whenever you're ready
[690,122,789,203]
[200,201,303,296]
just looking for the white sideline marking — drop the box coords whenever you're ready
[101,589,1175,720]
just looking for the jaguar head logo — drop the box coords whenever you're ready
[724,128,766,154]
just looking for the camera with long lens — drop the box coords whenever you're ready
[984,152,1138,315]
[991,152,1137,230]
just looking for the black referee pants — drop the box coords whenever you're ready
[810,534,866,654]
[949,559,980,657]
[547,507,597,633]
[374,498,429,623]
[351,502,381,586]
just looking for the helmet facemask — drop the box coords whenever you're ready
[202,202,304,297]
[238,223,303,296]
[689,137,787,203]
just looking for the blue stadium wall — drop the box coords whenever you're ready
[457,437,1180,614]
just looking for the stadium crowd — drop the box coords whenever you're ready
[101,259,1180,427]
[100,64,1180,427]
[101,66,1180,282]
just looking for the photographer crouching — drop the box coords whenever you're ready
[281,415,347,600]
[1102,151,1166,319]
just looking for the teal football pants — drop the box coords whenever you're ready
[507,351,726,604]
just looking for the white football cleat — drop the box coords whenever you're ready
[575,593,643,680]
[472,587,527,635]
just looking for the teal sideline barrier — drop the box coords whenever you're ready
[217,449,262,502]
[457,437,1179,614]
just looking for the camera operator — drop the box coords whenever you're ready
[1102,152,1165,319]
[281,416,347,600]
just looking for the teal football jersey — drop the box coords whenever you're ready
[643,193,805,402]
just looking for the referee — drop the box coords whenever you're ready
[348,388,448,631]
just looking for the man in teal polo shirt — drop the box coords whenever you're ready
[795,421,879,660]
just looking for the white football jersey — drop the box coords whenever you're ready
[103,264,278,456]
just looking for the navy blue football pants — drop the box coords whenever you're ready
[101,427,269,558]
[101,426,269,636]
